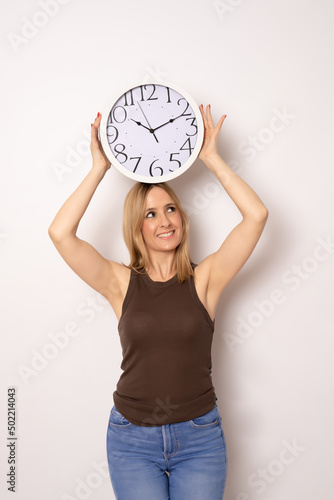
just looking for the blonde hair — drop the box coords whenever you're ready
[121,182,194,283]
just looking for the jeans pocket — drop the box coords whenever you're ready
[189,405,221,429]
[108,405,133,428]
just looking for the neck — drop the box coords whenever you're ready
[146,255,177,281]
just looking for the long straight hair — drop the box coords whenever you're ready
[121,182,194,283]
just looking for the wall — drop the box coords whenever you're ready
[1,0,333,499]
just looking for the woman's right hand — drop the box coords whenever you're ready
[90,112,111,172]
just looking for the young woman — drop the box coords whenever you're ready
[49,105,268,499]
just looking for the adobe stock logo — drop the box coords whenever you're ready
[182,171,223,217]
[236,438,307,499]
[7,0,72,53]
[213,0,246,20]
[52,128,92,182]
[17,293,110,385]
[61,460,109,500]
[223,235,334,352]
[238,107,296,162]
[142,65,169,85]
[140,396,180,426]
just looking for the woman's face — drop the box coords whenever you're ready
[141,187,183,254]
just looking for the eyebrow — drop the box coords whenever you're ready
[145,203,175,213]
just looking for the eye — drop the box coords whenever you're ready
[167,206,176,213]
[145,211,155,218]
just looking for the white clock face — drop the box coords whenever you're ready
[100,83,203,182]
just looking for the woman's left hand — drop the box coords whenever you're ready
[198,105,227,162]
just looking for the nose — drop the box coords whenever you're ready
[159,212,171,227]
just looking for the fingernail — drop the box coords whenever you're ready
[97,112,100,117]
[91,123,93,127]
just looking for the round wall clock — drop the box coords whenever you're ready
[99,82,204,183]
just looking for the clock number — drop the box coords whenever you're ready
[123,90,134,107]
[139,84,158,102]
[129,156,142,173]
[110,106,127,123]
[169,153,181,172]
[147,85,158,101]
[177,98,192,117]
[166,87,172,103]
[114,144,128,163]
[149,159,164,177]
[186,117,197,136]
[106,125,119,144]
[180,138,194,156]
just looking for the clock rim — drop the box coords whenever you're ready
[99,80,204,183]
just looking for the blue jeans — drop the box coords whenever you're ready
[106,403,227,499]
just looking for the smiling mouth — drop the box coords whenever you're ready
[157,230,175,238]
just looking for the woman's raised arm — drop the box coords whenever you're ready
[195,105,269,321]
[48,113,123,298]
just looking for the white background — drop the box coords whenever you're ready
[1,1,333,499]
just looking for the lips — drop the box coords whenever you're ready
[157,230,175,238]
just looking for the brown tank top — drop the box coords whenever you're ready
[113,263,217,427]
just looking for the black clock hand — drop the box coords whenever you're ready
[152,113,185,132]
[137,101,159,143]
[130,119,152,132]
